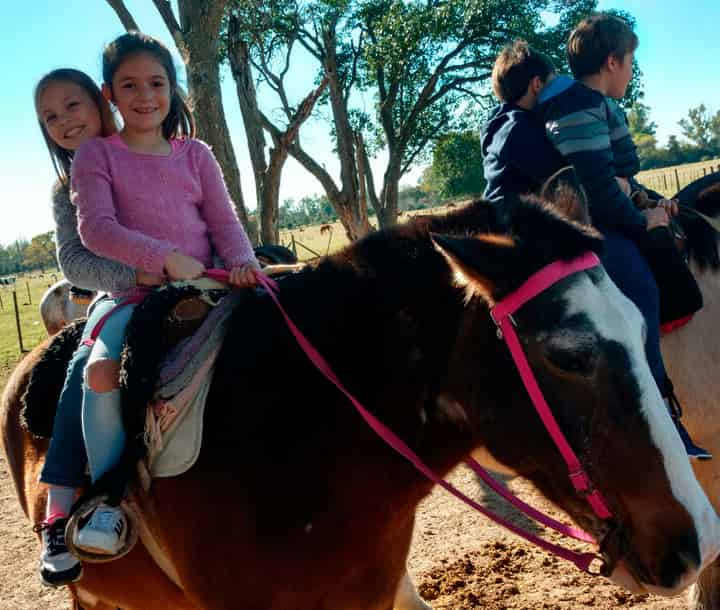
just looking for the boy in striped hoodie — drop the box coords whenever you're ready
[537,13,709,459]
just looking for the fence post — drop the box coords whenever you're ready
[290,233,298,259]
[663,173,668,192]
[674,169,681,193]
[0,291,3,310]
[12,290,24,353]
[26,281,32,305]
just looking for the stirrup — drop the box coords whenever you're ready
[65,494,138,563]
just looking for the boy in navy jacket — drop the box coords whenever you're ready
[481,41,565,202]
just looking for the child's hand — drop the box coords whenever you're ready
[616,176,631,196]
[163,251,206,281]
[228,263,261,288]
[136,269,165,287]
[657,198,679,217]
[643,207,670,230]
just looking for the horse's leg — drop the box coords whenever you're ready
[393,570,432,610]
[690,558,720,610]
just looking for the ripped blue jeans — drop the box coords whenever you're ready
[40,298,117,487]
[81,300,136,483]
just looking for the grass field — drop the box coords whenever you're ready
[279,202,464,262]
[0,272,59,373]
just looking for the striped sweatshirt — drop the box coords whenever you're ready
[537,76,647,238]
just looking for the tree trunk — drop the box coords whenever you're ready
[353,131,371,235]
[377,157,403,229]
[227,20,267,240]
[323,35,367,237]
[179,1,257,243]
[334,194,371,242]
[260,148,287,245]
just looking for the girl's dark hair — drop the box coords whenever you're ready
[103,31,195,140]
[34,68,109,185]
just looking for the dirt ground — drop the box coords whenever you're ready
[0,454,691,610]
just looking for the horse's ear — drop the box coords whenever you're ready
[540,166,591,225]
[431,233,517,305]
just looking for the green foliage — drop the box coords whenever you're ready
[428,131,486,198]
[627,101,656,137]
[279,194,339,228]
[356,0,608,174]
[679,104,720,153]
[23,232,57,271]
[630,103,720,170]
[0,232,57,276]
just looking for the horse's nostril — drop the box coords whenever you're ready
[658,535,700,589]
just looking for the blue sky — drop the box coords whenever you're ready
[0,1,718,245]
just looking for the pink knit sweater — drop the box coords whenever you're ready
[71,135,257,279]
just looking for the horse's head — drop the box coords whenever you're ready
[430,182,720,595]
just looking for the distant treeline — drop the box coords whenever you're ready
[0,231,57,275]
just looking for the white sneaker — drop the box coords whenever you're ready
[73,504,127,555]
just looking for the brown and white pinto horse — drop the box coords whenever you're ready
[3,186,720,609]
[534,170,720,610]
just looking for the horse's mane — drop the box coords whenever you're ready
[679,181,720,271]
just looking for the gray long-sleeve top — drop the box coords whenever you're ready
[52,182,137,293]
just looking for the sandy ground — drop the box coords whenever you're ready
[0,454,691,610]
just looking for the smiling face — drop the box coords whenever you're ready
[37,80,103,152]
[108,51,171,135]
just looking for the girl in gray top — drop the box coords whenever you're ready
[34,68,163,587]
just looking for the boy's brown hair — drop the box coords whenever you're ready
[491,40,555,104]
[567,13,638,78]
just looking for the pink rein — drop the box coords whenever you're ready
[205,255,611,573]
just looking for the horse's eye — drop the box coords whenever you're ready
[546,346,596,375]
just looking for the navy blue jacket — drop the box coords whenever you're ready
[481,103,565,202]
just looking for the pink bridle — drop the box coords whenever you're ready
[205,252,612,573]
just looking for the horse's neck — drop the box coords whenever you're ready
[242,261,479,493]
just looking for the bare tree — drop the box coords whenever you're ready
[103,0,257,243]
[227,1,372,242]
[227,14,328,244]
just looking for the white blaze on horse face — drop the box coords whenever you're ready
[563,269,720,587]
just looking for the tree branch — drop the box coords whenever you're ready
[343,34,363,103]
[401,117,448,175]
[363,145,381,215]
[281,76,329,149]
[426,73,490,107]
[288,140,341,201]
[104,0,140,31]
[151,0,186,56]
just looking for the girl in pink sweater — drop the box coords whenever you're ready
[70,31,261,556]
